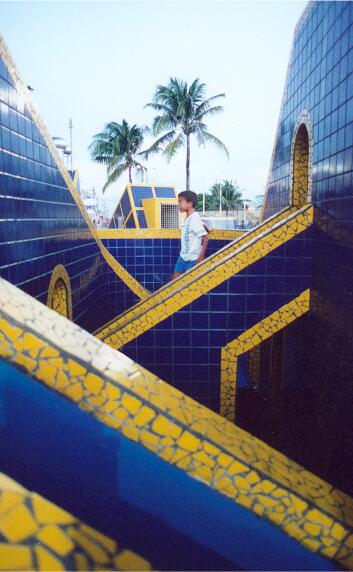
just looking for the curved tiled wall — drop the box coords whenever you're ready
[0,277,352,570]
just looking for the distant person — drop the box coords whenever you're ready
[172,191,209,280]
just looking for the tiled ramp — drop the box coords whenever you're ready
[0,278,352,571]
[95,206,304,348]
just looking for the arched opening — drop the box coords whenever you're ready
[47,264,73,320]
[51,278,69,318]
[292,123,310,208]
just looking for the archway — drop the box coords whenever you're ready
[47,265,72,320]
[291,114,312,208]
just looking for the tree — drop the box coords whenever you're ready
[144,78,229,191]
[197,180,243,214]
[89,120,146,191]
[196,191,217,211]
[218,179,244,215]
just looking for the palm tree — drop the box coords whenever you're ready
[219,179,244,215]
[144,78,229,191]
[89,120,146,191]
[196,191,217,211]
[203,180,243,215]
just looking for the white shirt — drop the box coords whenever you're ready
[180,211,207,261]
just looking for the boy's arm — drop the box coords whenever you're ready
[196,234,209,264]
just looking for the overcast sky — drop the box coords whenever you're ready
[1,0,306,214]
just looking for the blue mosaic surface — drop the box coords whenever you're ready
[264,1,353,219]
[262,1,353,495]
[154,186,176,198]
[0,56,138,332]
[131,185,153,207]
[121,229,312,409]
[103,238,231,292]
[119,190,131,219]
[136,210,148,229]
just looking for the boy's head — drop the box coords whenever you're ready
[178,190,197,212]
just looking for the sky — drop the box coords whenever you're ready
[0,0,307,215]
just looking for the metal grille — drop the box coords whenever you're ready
[161,204,179,229]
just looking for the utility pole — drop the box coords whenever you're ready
[68,118,73,171]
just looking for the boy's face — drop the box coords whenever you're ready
[178,196,193,212]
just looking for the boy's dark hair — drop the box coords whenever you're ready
[178,190,198,208]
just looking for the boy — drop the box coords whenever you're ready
[172,190,209,280]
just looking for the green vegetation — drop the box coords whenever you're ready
[144,78,229,191]
[196,180,243,214]
[89,120,146,190]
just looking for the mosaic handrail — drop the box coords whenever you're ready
[97,228,244,241]
[0,277,352,569]
[0,472,152,571]
[97,205,312,349]
[96,205,296,339]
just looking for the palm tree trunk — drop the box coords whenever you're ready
[186,134,190,191]
[128,165,132,183]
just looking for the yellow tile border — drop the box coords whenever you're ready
[96,229,244,240]
[95,206,296,337]
[96,206,313,349]
[0,277,353,569]
[126,186,140,229]
[290,111,313,207]
[0,472,153,571]
[220,290,311,423]
[0,36,148,302]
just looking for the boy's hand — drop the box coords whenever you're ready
[196,255,205,264]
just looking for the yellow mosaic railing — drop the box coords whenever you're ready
[0,472,152,571]
[220,290,311,423]
[97,228,244,241]
[96,206,297,343]
[96,206,312,349]
[0,277,352,569]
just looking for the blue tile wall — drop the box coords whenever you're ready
[154,187,175,198]
[119,190,131,219]
[0,56,138,332]
[121,229,312,411]
[125,213,136,228]
[131,185,153,207]
[136,210,148,228]
[260,1,353,495]
[264,1,353,219]
[103,238,232,291]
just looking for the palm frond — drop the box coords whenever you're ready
[102,162,128,192]
[194,94,225,118]
[195,105,225,121]
[163,133,184,161]
[201,131,229,159]
[140,130,177,159]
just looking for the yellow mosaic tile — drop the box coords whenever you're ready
[47,265,72,320]
[220,289,311,423]
[0,37,148,302]
[0,277,352,569]
[97,228,243,240]
[96,205,308,346]
[0,471,153,571]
